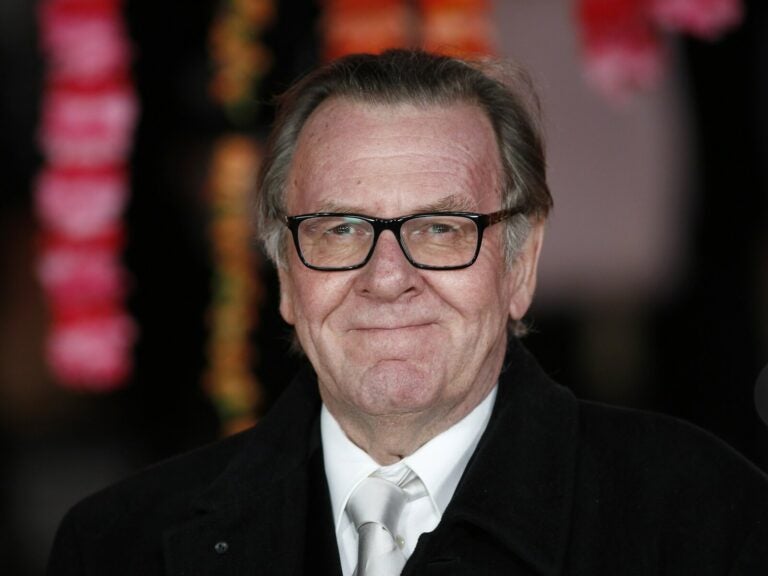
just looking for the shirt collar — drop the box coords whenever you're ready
[321,385,497,530]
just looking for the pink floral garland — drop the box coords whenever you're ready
[577,0,743,102]
[36,0,138,390]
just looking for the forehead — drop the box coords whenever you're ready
[285,98,502,213]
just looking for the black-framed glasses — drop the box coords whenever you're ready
[284,208,523,271]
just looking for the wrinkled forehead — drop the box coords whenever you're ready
[294,96,500,161]
[285,97,504,213]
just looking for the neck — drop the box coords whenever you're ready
[323,383,495,465]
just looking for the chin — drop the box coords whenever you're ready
[355,359,440,415]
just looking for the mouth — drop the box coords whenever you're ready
[348,323,438,337]
[344,323,439,360]
[350,321,435,331]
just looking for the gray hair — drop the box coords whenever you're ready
[255,50,552,335]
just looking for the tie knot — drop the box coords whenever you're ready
[346,467,426,533]
[346,475,407,533]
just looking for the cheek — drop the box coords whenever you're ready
[290,270,353,328]
[431,267,511,326]
[441,240,512,306]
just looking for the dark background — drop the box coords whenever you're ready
[1,1,766,573]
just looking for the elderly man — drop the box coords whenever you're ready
[49,50,767,575]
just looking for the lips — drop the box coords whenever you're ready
[347,321,436,332]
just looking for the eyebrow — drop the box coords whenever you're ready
[315,194,479,214]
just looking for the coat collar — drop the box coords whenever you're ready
[427,338,579,575]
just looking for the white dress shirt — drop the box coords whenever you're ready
[321,386,497,576]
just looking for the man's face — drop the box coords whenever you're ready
[279,98,543,444]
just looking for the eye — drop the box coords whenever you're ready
[403,216,477,250]
[426,222,457,235]
[324,219,368,237]
[410,219,461,237]
[300,217,372,246]
[327,223,353,235]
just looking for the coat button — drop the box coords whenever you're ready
[214,541,229,554]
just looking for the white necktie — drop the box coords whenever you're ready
[345,468,426,576]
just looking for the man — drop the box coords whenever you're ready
[49,50,768,575]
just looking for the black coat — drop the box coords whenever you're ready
[48,340,768,575]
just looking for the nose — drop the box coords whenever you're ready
[353,230,423,301]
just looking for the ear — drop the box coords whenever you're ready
[508,221,545,321]
[277,266,296,326]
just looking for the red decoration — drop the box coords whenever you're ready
[321,0,412,61]
[40,86,137,166]
[36,167,128,238]
[577,0,744,102]
[650,0,743,39]
[420,0,495,57]
[48,314,136,389]
[577,0,663,102]
[320,0,495,62]
[36,0,137,391]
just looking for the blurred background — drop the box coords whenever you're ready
[1,0,767,573]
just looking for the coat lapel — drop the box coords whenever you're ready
[162,363,327,576]
[405,339,579,576]
[304,446,344,575]
[162,474,309,575]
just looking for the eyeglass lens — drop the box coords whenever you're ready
[297,215,480,269]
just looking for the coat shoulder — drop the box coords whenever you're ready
[576,399,768,491]
[49,369,322,575]
[54,429,251,549]
[570,399,768,571]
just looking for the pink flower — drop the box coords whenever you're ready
[40,12,131,82]
[650,0,743,39]
[47,313,137,391]
[40,86,138,166]
[36,167,128,238]
[38,243,127,309]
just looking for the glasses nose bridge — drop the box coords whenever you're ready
[369,217,409,261]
